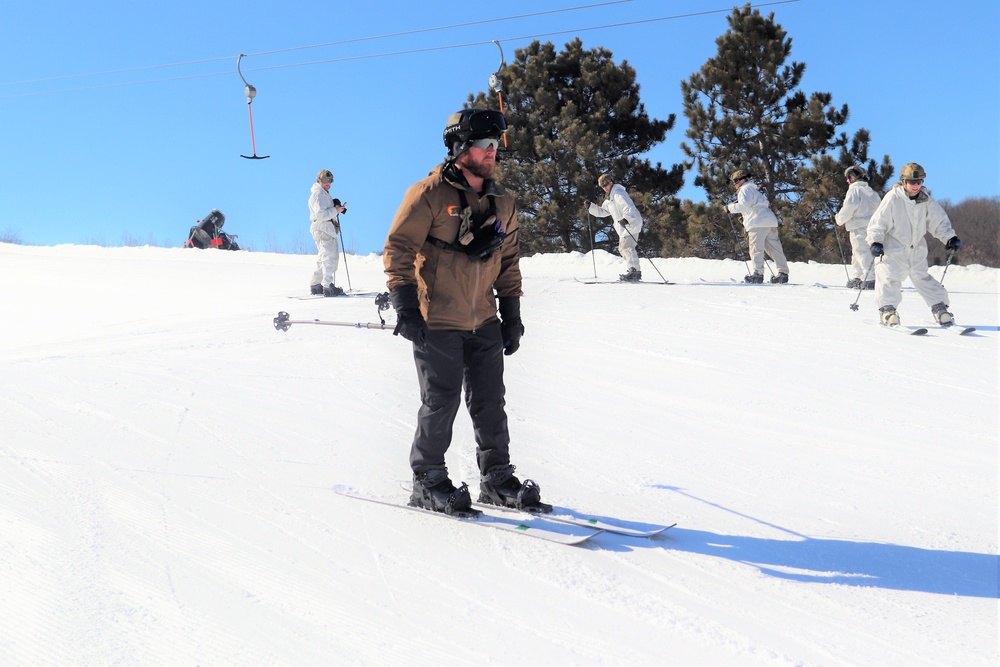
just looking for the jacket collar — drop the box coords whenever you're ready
[437,161,504,198]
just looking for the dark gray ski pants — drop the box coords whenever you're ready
[409,321,510,475]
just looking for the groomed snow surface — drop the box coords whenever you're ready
[1,243,996,666]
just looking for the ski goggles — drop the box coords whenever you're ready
[903,178,924,185]
[467,109,507,136]
[470,137,501,151]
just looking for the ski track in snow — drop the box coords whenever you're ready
[0,244,996,665]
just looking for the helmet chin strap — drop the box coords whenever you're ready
[450,140,473,159]
[441,154,470,187]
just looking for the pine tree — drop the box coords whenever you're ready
[680,4,849,226]
[468,38,685,255]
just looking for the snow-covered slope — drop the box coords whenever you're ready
[1,243,996,665]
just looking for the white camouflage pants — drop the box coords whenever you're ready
[310,222,340,287]
[847,229,873,280]
[616,222,641,271]
[746,227,789,275]
[873,250,949,311]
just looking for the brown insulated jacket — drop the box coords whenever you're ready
[383,163,522,331]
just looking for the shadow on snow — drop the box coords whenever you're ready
[582,485,999,599]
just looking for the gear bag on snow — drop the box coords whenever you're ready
[184,209,240,250]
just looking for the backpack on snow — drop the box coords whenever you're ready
[184,209,240,250]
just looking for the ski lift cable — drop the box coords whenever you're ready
[0,1,633,89]
[0,1,800,100]
[238,0,799,77]
[243,0,635,59]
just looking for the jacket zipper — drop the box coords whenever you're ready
[470,261,482,333]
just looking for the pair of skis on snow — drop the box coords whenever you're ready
[334,485,674,546]
[574,278,674,285]
[288,291,383,300]
[573,278,798,286]
[871,322,976,336]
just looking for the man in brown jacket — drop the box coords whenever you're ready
[383,108,550,516]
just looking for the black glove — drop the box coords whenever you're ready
[333,198,347,214]
[945,236,961,250]
[584,200,591,209]
[389,284,427,348]
[870,242,884,257]
[498,296,524,356]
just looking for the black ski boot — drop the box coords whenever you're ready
[479,464,552,513]
[863,280,875,290]
[323,284,345,297]
[409,468,476,516]
[618,267,642,282]
[846,278,861,289]
[310,283,323,295]
[770,272,789,284]
[744,272,764,284]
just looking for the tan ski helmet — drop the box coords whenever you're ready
[900,163,926,181]
[730,168,750,183]
[844,165,867,181]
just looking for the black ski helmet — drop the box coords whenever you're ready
[443,108,507,157]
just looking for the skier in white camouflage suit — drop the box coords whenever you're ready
[727,168,789,284]
[308,169,347,297]
[835,165,881,289]
[586,173,644,282]
[866,162,961,327]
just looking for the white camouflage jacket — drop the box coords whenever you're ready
[308,183,340,238]
[835,180,881,233]
[587,183,643,236]
[727,181,778,230]
[866,184,955,255]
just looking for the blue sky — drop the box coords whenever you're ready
[1,0,996,256]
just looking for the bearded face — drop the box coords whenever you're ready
[456,145,496,180]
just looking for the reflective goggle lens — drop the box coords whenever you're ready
[470,137,500,151]
[469,110,507,135]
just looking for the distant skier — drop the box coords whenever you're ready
[383,107,550,516]
[835,166,881,289]
[585,173,644,282]
[726,169,789,284]
[308,169,347,297]
[866,163,961,327]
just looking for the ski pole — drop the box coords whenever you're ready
[587,214,597,279]
[833,223,851,283]
[620,222,669,284]
[849,261,875,311]
[939,248,956,287]
[762,255,776,279]
[338,227,353,292]
[273,311,392,332]
[725,209,753,278]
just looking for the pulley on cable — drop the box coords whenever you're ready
[237,54,269,159]
[488,40,509,151]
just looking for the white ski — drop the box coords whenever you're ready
[471,502,675,538]
[334,485,601,546]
